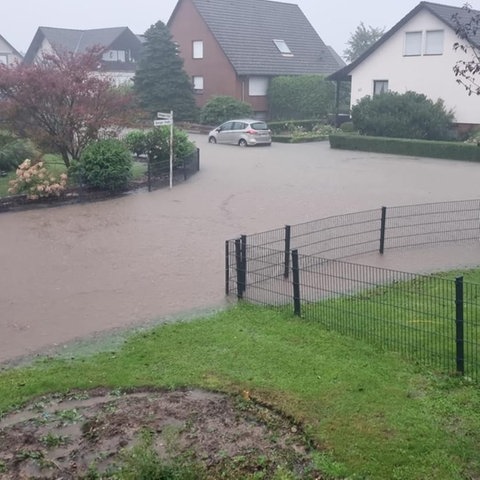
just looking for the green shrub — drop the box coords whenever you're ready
[268,75,335,121]
[199,96,253,125]
[70,139,132,192]
[340,122,356,133]
[329,134,480,161]
[144,126,196,176]
[123,130,148,157]
[351,91,455,140]
[0,132,39,172]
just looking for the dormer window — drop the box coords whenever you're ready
[273,39,293,56]
[102,50,128,62]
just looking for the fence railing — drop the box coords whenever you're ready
[238,200,480,273]
[225,200,480,381]
[147,148,200,191]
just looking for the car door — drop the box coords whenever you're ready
[216,122,234,144]
[231,121,247,145]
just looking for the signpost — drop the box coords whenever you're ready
[154,111,174,189]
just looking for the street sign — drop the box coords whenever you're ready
[157,112,173,119]
[154,119,173,126]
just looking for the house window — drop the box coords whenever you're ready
[102,50,127,62]
[193,40,203,59]
[0,54,7,65]
[404,31,422,56]
[249,76,269,96]
[373,80,389,95]
[425,30,444,55]
[273,39,293,56]
[192,76,204,92]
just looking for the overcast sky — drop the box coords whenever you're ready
[4,0,480,58]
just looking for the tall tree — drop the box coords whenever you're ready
[343,22,385,63]
[452,4,480,95]
[0,49,132,167]
[134,21,197,121]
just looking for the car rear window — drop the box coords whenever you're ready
[250,122,268,131]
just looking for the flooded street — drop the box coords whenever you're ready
[2,135,480,363]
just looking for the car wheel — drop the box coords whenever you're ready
[238,139,248,147]
[208,136,217,144]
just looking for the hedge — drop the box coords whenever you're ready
[272,135,329,144]
[329,134,480,162]
[268,120,326,135]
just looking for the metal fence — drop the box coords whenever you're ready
[240,199,480,267]
[147,148,200,191]
[225,200,480,381]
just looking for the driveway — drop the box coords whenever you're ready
[1,136,480,364]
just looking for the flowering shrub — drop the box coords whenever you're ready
[8,159,68,200]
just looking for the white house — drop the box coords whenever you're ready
[329,2,480,130]
[23,27,143,86]
[0,34,23,66]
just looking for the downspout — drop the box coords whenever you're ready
[335,79,341,127]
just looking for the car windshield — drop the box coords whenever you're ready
[250,122,268,131]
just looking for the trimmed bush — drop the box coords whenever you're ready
[123,130,148,157]
[200,96,253,125]
[351,91,455,141]
[329,134,480,161]
[71,139,133,192]
[268,75,335,121]
[143,126,196,176]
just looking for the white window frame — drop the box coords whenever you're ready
[373,80,389,95]
[249,76,269,96]
[425,30,444,55]
[404,31,422,56]
[0,54,7,65]
[192,75,204,91]
[193,40,203,59]
[273,39,293,56]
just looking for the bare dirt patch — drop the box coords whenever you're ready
[0,388,323,479]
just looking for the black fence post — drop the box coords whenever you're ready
[284,225,291,278]
[147,157,152,192]
[379,206,387,254]
[241,235,247,296]
[225,240,230,296]
[455,276,465,376]
[235,239,244,299]
[291,249,301,317]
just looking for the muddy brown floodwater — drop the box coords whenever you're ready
[1,135,480,364]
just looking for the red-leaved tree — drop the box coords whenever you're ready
[0,49,134,167]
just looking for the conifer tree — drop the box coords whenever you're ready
[134,21,197,121]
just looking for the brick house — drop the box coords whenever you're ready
[168,0,344,118]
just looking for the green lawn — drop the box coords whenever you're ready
[1,298,479,479]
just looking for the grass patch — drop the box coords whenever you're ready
[1,298,480,479]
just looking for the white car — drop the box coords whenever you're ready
[208,119,272,146]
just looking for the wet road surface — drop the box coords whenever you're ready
[1,136,480,363]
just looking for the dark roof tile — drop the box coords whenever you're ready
[191,0,344,75]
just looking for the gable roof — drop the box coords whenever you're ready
[169,0,344,76]
[23,26,140,64]
[0,34,23,59]
[328,1,480,81]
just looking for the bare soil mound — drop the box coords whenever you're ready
[0,388,323,479]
